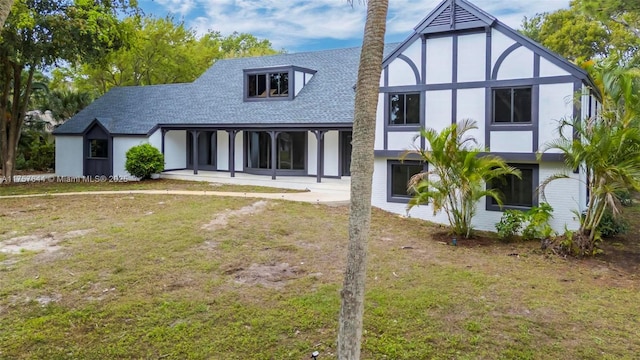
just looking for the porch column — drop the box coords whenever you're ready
[227,130,238,177]
[160,129,168,155]
[313,130,326,183]
[269,131,278,180]
[190,130,199,175]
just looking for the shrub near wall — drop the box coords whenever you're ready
[125,143,164,179]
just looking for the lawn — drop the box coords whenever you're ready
[0,179,304,196]
[0,192,638,359]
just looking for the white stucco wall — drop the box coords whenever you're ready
[323,131,339,177]
[386,131,419,152]
[148,129,162,149]
[388,57,418,86]
[373,158,581,233]
[112,137,148,177]
[490,131,533,153]
[164,130,187,170]
[538,82,574,151]
[539,58,570,77]
[457,33,486,82]
[308,134,317,176]
[403,40,422,80]
[456,88,485,147]
[425,36,452,84]
[55,135,84,177]
[425,90,452,134]
[496,46,534,80]
[294,71,304,96]
[491,29,516,71]
[234,131,244,171]
[216,131,229,171]
[375,93,385,150]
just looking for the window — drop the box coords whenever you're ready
[389,161,424,202]
[389,93,420,125]
[89,139,108,158]
[247,72,289,99]
[493,87,532,123]
[488,164,538,210]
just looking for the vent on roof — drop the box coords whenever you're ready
[430,5,452,26]
[454,4,481,23]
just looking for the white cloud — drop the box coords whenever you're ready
[148,0,570,51]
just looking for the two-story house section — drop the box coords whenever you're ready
[371,0,600,232]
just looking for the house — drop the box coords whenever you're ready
[54,0,600,232]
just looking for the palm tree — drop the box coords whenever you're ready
[539,59,640,255]
[407,119,521,238]
[0,0,14,29]
[337,0,389,359]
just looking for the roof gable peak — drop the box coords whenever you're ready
[414,0,495,34]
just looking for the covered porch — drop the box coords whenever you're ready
[158,125,352,183]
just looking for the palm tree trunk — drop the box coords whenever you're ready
[337,0,388,358]
[0,0,14,29]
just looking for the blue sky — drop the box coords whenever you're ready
[137,0,570,53]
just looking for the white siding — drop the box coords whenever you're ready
[539,58,569,77]
[165,130,187,170]
[456,88,485,147]
[113,137,148,177]
[457,33,486,82]
[538,83,574,151]
[216,131,229,171]
[496,46,534,80]
[425,36,452,84]
[323,131,339,176]
[386,131,419,151]
[375,93,385,150]
[148,129,162,149]
[490,131,533,153]
[425,90,451,134]
[55,136,83,177]
[308,134,317,176]
[234,131,244,171]
[388,57,418,86]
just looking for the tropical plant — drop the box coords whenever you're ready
[495,210,525,241]
[125,143,164,180]
[337,0,389,358]
[538,59,640,255]
[407,119,521,238]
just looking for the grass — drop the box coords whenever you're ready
[0,193,639,359]
[0,178,304,196]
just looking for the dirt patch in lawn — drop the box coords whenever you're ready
[201,200,269,231]
[224,262,305,289]
[0,229,95,255]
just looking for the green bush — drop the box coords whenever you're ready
[596,211,628,238]
[125,143,164,179]
[495,210,524,241]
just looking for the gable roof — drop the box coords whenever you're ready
[55,45,398,136]
[383,0,597,93]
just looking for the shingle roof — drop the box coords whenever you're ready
[55,44,399,135]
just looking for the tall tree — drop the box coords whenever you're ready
[0,0,132,182]
[0,0,13,28]
[70,17,280,95]
[337,0,388,358]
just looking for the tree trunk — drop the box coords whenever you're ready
[337,0,388,359]
[0,0,14,29]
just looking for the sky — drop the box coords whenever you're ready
[137,0,571,53]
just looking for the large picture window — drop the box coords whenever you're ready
[487,164,538,210]
[388,160,424,202]
[247,72,289,99]
[493,87,532,123]
[389,93,420,125]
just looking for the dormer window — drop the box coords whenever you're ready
[244,66,316,102]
